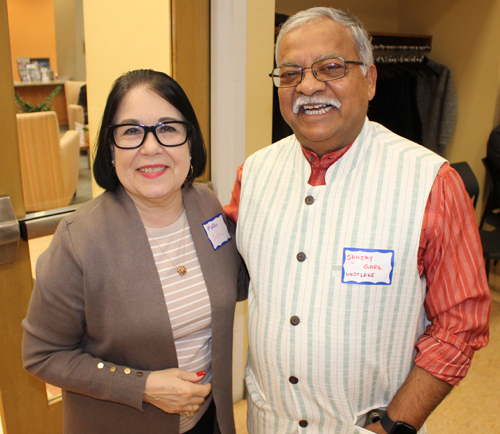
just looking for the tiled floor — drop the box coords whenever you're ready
[234,400,248,434]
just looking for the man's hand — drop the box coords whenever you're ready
[363,420,386,433]
[363,364,453,433]
[143,368,211,414]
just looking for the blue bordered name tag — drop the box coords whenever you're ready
[342,248,394,285]
[202,213,231,250]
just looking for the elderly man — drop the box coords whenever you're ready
[224,7,490,434]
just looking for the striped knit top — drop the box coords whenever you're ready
[146,210,212,433]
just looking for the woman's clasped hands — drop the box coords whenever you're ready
[143,368,211,416]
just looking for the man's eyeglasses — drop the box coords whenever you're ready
[269,57,365,88]
[109,121,192,149]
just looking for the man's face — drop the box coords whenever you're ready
[277,19,377,157]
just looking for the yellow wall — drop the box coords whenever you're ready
[238,0,276,383]
[246,0,276,157]
[82,0,172,196]
[276,0,399,32]
[6,0,58,82]
[53,0,76,80]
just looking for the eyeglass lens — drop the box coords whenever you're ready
[273,58,346,87]
[113,122,188,148]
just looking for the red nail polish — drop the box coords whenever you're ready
[196,371,206,377]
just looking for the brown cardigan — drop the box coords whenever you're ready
[22,184,247,434]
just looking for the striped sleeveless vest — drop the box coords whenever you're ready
[237,119,445,434]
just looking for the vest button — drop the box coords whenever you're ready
[299,420,308,428]
[305,196,314,205]
[289,376,299,384]
[296,252,306,262]
[290,316,300,326]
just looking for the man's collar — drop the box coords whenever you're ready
[300,143,353,186]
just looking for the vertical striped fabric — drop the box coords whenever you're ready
[237,119,445,434]
[146,211,213,433]
[16,111,80,211]
[64,81,86,129]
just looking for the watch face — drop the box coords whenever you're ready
[394,421,417,434]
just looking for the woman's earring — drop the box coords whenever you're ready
[111,160,115,167]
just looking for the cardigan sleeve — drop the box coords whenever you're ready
[224,214,248,301]
[22,220,149,411]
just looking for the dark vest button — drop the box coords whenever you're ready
[297,252,306,262]
[290,316,300,326]
[299,420,308,428]
[305,195,314,205]
[289,376,299,384]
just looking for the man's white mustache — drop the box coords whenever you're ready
[292,95,341,114]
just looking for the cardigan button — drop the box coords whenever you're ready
[305,196,314,205]
[110,366,116,372]
[124,368,131,375]
[297,252,306,262]
[290,316,300,326]
[299,420,308,428]
[289,376,299,384]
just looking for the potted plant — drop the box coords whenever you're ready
[15,85,62,113]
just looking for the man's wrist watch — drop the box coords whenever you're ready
[380,412,417,434]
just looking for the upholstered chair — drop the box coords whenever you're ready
[64,80,86,130]
[16,111,80,212]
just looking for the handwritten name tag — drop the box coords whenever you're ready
[202,213,231,250]
[342,248,394,285]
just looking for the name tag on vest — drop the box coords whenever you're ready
[203,213,231,250]
[342,248,394,285]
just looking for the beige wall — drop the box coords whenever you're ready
[83,0,172,196]
[74,0,85,82]
[53,0,76,80]
[398,0,500,216]
[276,0,399,32]
[53,0,86,81]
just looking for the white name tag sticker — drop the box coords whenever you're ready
[342,248,394,285]
[202,213,231,250]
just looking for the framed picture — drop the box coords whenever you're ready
[27,64,42,82]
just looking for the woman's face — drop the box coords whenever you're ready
[112,86,191,209]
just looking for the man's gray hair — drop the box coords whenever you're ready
[275,7,373,76]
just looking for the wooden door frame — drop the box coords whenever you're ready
[171,0,211,182]
[0,0,64,432]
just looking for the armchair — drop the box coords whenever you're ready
[16,111,80,212]
[64,80,86,130]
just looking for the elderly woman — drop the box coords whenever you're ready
[22,69,247,434]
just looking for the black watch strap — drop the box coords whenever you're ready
[380,412,417,434]
[380,412,396,433]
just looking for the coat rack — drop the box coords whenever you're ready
[370,32,432,63]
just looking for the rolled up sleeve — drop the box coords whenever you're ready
[415,163,491,385]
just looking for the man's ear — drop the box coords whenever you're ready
[365,64,377,101]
